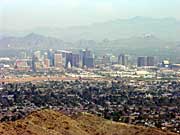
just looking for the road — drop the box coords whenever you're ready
[0,76,110,83]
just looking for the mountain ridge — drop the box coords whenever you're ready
[0,32,176,49]
[0,109,178,135]
[32,16,180,41]
[1,16,180,41]
[0,33,178,60]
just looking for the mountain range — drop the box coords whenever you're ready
[1,17,180,60]
[0,109,177,135]
[1,17,180,42]
[0,32,178,51]
[0,33,68,50]
[28,16,180,41]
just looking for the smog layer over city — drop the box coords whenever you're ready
[0,0,179,135]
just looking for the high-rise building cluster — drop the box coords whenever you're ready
[31,48,94,72]
[80,49,94,68]
[118,54,129,66]
[12,48,178,73]
[137,56,156,67]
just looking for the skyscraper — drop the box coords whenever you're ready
[118,54,128,66]
[32,51,41,72]
[44,58,50,68]
[137,56,147,67]
[54,53,63,68]
[72,54,80,67]
[65,52,72,68]
[56,50,73,68]
[79,49,86,67]
[137,56,156,67]
[48,49,55,67]
[80,49,94,68]
[84,57,94,68]
[147,56,155,66]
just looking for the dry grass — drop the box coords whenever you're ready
[0,109,178,135]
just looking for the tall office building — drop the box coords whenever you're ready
[80,49,94,68]
[32,51,41,72]
[72,54,80,67]
[84,57,94,68]
[137,56,147,67]
[48,49,55,67]
[118,54,128,66]
[137,56,156,67]
[65,52,73,68]
[147,56,155,66]
[54,53,63,68]
[44,59,50,68]
[79,50,86,67]
[57,50,72,68]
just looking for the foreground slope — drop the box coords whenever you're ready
[75,112,178,135]
[0,109,178,135]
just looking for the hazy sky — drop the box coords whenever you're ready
[0,0,180,30]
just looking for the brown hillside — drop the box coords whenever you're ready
[0,109,178,135]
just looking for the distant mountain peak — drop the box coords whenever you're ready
[1,16,180,41]
[24,32,44,39]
